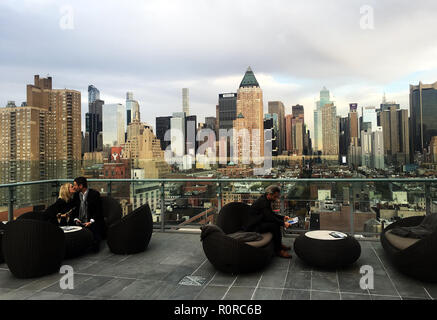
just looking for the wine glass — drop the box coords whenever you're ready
[65,213,71,231]
[57,213,62,225]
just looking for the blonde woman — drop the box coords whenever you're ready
[43,183,75,226]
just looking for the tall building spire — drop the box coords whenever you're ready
[182,88,190,116]
[239,66,260,88]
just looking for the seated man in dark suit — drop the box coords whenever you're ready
[243,185,292,259]
[71,177,104,252]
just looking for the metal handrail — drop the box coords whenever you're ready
[0,177,436,188]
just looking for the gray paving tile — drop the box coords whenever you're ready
[58,294,99,300]
[258,268,287,288]
[191,261,217,280]
[62,275,114,296]
[209,272,237,286]
[0,289,36,300]
[232,272,263,287]
[0,288,12,296]
[368,274,399,296]
[389,275,429,299]
[195,285,229,300]
[112,279,163,300]
[160,266,195,283]
[292,258,313,272]
[340,293,371,300]
[223,286,255,300]
[168,284,204,300]
[311,271,339,292]
[370,294,401,300]
[268,257,291,270]
[252,288,283,300]
[87,278,136,298]
[281,289,311,300]
[0,269,36,290]
[284,271,311,290]
[42,274,92,294]
[14,273,63,292]
[311,291,340,300]
[27,291,64,300]
[338,272,369,294]
[147,282,179,300]
[401,296,429,300]
[423,283,437,299]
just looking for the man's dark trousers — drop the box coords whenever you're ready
[256,222,282,251]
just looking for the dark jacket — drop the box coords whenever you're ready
[243,194,284,232]
[43,198,75,226]
[71,188,104,235]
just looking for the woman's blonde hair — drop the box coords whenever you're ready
[59,183,73,202]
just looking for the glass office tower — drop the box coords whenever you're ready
[410,81,437,153]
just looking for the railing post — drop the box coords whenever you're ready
[280,182,285,216]
[8,185,15,222]
[350,182,355,236]
[425,181,431,215]
[217,182,222,213]
[108,181,112,197]
[160,182,165,232]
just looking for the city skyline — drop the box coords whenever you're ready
[2,0,437,137]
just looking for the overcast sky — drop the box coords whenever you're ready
[1,0,437,136]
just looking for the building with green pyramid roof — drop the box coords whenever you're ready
[239,66,260,88]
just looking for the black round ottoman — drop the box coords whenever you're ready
[61,226,94,259]
[294,231,361,269]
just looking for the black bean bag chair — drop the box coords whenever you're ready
[101,196,123,240]
[294,231,361,269]
[201,202,275,274]
[16,211,47,221]
[2,220,66,278]
[381,216,437,282]
[107,204,153,254]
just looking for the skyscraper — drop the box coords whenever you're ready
[233,67,264,163]
[86,96,104,153]
[378,98,410,166]
[88,85,100,105]
[170,112,186,158]
[348,103,359,146]
[322,103,339,156]
[410,81,437,154]
[291,104,305,156]
[123,121,170,179]
[361,129,372,168]
[362,106,378,132]
[268,101,285,154]
[102,103,126,149]
[264,114,279,156]
[217,93,237,130]
[1,76,82,205]
[285,114,293,152]
[314,87,334,152]
[373,126,385,169]
[183,88,190,116]
[156,116,172,151]
[339,116,350,161]
[126,92,140,127]
[185,114,197,157]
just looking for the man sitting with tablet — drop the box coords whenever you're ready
[243,185,292,259]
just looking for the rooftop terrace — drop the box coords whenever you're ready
[1,232,436,300]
